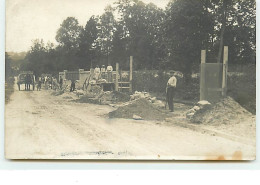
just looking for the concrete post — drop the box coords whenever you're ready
[64,70,68,80]
[200,50,206,101]
[222,46,228,97]
[115,63,119,91]
[129,56,133,93]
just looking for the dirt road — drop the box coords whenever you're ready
[5,81,255,160]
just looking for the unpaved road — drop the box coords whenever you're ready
[5,81,255,160]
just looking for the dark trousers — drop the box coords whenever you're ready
[70,83,75,92]
[167,87,175,111]
[25,83,30,91]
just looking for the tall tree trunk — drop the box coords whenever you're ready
[217,0,228,63]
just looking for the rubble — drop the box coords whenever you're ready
[130,91,165,109]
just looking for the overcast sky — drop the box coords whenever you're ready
[6,0,169,52]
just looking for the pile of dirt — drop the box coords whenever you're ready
[109,98,169,121]
[188,97,254,125]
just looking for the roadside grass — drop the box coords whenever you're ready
[5,77,15,104]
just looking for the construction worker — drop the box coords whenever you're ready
[166,71,177,112]
[94,65,101,81]
[70,80,76,92]
[107,64,113,82]
[101,65,106,79]
[59,77,63,89]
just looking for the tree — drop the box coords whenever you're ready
[97,5,117,66]
[79,16,99,68]
[56,17,83,51]
[5,52,13,78]
[115,0,165,69]
[164,0,213,80]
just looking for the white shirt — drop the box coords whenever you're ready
[106,65,113,72]
[94,67,100,73]
[167,76,177,87]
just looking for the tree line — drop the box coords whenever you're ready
[19,0,256,80]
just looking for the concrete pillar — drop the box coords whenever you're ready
[222,46,228,97]
[64,70,68,80]
[129,56,133,93]
[200,50,206,101]
[115,63,119,91]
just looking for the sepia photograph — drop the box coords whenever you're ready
[5,0,256,160]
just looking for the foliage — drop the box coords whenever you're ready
[19,0,255,80]
[5,52,13,78]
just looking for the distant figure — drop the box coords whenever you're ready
[37,79,42,91]
[94,65,101,80]
[25,74,31,91]
[24,74,28,91]
[59,77,63,89]
[52,77,58,90]
[70,80,76,92]
[106,64,113,82]
[166,71,177,112]
[101,65,106,79]
[44,76,48,89]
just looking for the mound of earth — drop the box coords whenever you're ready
[109,98,169,121]
[190,97,254,125]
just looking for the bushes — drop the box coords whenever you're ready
[5,77,15,104]
[131,65,256,114]
[132,70,200,101]
[227,65,256,114]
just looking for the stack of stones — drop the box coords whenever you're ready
[186,100,211,123]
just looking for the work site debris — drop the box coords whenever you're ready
[186,100,211,122]
[133,114,142,120]
[75,91,130,105]
[186,97,253,124]
[130,91,165,108]
[109,98,169,121]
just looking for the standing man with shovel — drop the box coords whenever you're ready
[166,71,177,112]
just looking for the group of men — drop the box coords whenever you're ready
[36,67,177,112]
[94,64,113,82]
[36,76,60,91]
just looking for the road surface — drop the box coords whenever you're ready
[5,80,255,160]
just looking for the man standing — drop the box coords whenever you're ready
[101,65,106,79]
[94,65,101,81]
[70,80,76,92]
[166,71,177,112]
[106,64,113,82]
[59,77,63,89]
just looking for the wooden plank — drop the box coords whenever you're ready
[208,88,223,92]
[222,46,228,96]
[200,50,206,100]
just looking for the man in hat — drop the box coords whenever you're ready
[166,71,177,112]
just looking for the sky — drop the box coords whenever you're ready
[6,0,169,52]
